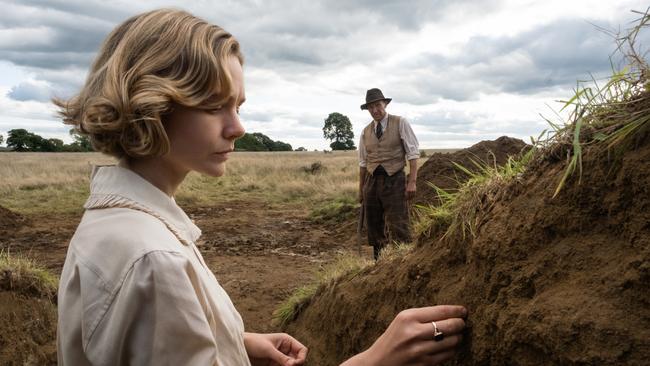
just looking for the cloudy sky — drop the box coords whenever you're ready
[1,0,648,150]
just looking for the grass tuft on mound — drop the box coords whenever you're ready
[0,251,58,301]
[414,9,650,241]
[273,252,372,327]
[538,9,650,197]
[414,148,534,241]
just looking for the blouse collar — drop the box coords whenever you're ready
[83,165,201,245]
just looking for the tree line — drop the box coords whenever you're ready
[0,128,294,153]
[1,111,358,152]
[235,132,293,151]
[2,129,93,152]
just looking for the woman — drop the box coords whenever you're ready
[56,8,467,366]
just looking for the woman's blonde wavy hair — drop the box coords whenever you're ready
[54,8,243,158]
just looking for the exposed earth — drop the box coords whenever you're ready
[0,199,364,365]
[284,133,650,365]
[415,136,530,206]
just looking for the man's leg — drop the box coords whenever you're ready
[364,175,387,260]
[382,171,412,244]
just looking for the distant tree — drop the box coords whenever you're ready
[7,129,35,151]
[234,132,292,151]
[0,134,4,146]
[295,147,307,151]
[270,140,292,151]
[323,112,355,150]
[68,129,94,152]
[235,133,267,151]
[48,138,65,151]
[7,128,95,152]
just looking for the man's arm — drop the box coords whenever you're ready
[399,117,420,201]
[359,167,367,203]
[358,129,367,203]
[406,159,418,200]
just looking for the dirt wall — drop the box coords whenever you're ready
[286,132,650,365]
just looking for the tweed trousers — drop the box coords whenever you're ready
[363,170,412,259]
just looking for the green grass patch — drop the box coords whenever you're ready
[0,251,58,301]
[273,252,372,327]
[309,195,358,223]
[378,242,415,261]
[0,183,89,215]
[414,148,534,241]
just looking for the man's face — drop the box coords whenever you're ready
[367,100,387,121]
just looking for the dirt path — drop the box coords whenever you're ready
[1,199,366,333]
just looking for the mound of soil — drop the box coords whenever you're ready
[416,136,530,206]
[0,291,57,365]
[285,132,650,365]
[0,205,27,232]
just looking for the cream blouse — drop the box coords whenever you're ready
[57,165,251,366]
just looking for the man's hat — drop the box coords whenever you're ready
[360,88,392,110]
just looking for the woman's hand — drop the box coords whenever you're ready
[244,332,308,366]
[342,305,467,366]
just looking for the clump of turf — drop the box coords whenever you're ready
[0,251,58,301]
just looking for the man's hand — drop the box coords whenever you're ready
[244,332,308,366]
[406,181,416,201]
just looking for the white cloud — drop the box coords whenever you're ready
[8,79,55,102]
[0,0,649,150]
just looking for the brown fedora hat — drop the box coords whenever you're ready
[360,88,392,110]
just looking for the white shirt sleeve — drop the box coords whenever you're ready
[399,117,420,161]
[358,129,367,167]
[85,251,219,365]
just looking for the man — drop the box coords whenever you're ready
[358,88,420,260]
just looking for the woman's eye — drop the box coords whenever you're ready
[209,106,223,114]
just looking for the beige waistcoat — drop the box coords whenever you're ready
[363,114,406,175]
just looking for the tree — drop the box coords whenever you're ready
[0,134,4,146]
[234,132,292,151]
[68,129,94,152]
[323,112,355,150]
[6,128,94,152]
[7,129,34,151]
[48,138,65,151]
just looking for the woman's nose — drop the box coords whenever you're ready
[225,113,245,140]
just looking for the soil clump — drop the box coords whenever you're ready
[0,291,57,365]
[416,136,529,206]
[0,205,28,233]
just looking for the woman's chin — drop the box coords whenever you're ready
[199,164,226,177]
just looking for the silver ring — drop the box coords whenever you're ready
[431,321,444,341]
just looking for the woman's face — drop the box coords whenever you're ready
[162,56,246,177]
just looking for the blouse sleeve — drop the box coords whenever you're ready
[399,117,421,161]
[86,251,219,365]
[358,129,367,167]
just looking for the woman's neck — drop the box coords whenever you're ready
[119,157,188,197]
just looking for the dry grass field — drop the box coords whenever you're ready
[0,150,447,214]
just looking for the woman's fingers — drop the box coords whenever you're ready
[400,305,467,324]
[411,334,463,355]
[413,317,466,340]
